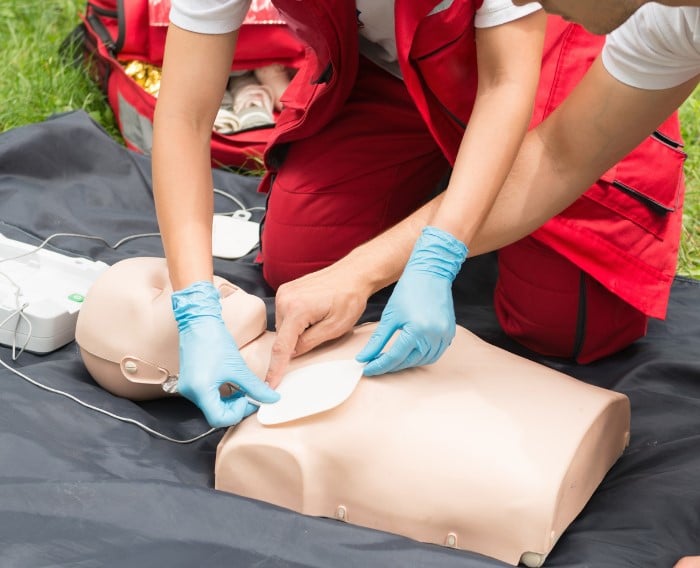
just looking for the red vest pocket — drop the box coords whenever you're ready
[585,116,686,240]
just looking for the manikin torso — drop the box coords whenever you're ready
[75,257,630,567]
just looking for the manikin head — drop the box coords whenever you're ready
[512,0,697,35]
[75,257,270,400]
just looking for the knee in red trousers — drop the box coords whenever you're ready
[494,237,648,363]
[260,58,448,290]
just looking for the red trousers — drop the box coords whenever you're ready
[495,237,647,363]
[261,58,449,283]
[260,57,648,363]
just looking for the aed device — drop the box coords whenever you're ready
[0,233,109,354]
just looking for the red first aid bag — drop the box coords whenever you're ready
[78,0,305,169]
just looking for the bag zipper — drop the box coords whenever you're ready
[572,271,587,360]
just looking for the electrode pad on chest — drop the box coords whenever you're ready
[217,325,631,567]
[257,359,365,425]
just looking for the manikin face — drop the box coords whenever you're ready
[512,0,646,35]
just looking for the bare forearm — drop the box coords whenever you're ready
[432,13,544,246]
[153,117,216,289]
[433,81,534,245]
[338,60,696,288]
[469,60,697,256]
[152,25,238,290]
[336,14,544,290]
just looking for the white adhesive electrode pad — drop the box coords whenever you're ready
[0,233,109,353]
[257,359,365,426]
[212,214,260,259]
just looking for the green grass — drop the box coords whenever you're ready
[1,0,699,277]
[679,88,700,278]
[0,0,119,137]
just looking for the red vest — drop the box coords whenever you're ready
[261,4,685,319]
[531,19,685,319]
[263,0,482,161]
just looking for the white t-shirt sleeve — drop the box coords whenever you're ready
[169,0,252,34]
[474,0,541,28]
[602,5,700,90]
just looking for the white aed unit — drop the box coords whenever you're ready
[0,233,109,354]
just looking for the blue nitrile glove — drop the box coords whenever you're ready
[356,226,468,376]
[172,281,280,428]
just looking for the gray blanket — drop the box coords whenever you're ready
[0,111,698,567]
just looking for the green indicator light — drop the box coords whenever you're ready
[68,293,85,303]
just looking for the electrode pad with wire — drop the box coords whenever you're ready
[212,188,262,259]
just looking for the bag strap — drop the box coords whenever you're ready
[85,0,125,56]
[114,0,126,54]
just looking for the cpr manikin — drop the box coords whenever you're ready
[75,257,631,567]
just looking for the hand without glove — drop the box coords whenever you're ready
[172,281,280,427]
[356,226,467,376]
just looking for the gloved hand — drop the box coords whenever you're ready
[172,281,280,428]
[356,226,468,376]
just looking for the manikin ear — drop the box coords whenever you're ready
[217,279,268,348]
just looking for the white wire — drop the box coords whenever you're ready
[212,188,265,217]
[0,271,33,360]
[0,306,31,361]
[1,185,259,265]
[216,207,266,216]
[0,231,161,266]
[0,307,31,361]
[0,355,219,444]
[213,187,248,212]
